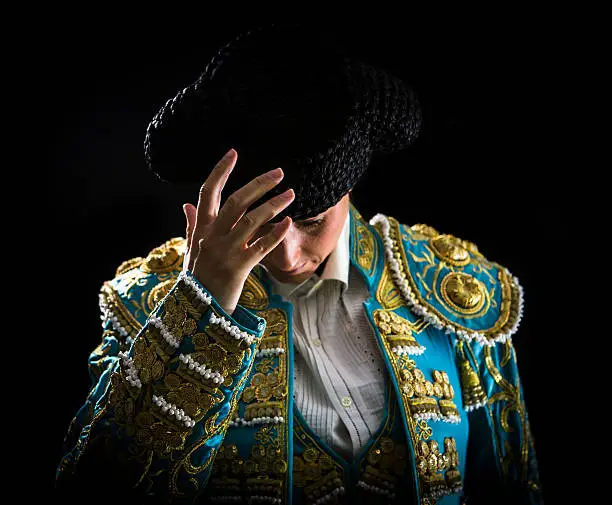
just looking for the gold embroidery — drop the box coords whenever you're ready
[484,345,530,482]
[146,278,177,314]
[396,357,458,422]
[376,335,463,502]
[100,282,142,339]
[373,309,426,353]
[238,271,269,310]
[415,438,463,499]
[293,420,344,504]
[430,235,471,267]
[351,204,376,275]
[408,224,440,240]
[212,425,286,500]
[457,341,487,410]
[384,217,519,343]
[376,265,403,310]
[140,237,186,274]
[116,256,144,276]
[440,272,487,314]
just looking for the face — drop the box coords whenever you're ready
[260,193,350,284]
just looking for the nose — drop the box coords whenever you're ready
[270,222,302,271]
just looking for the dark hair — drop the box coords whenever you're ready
[144,23,421,220]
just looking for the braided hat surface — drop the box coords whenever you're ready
[144,24,421,220]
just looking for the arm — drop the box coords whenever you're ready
[462,339,543,504]
[56,269,265,503]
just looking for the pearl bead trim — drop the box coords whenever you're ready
[118,351,142,388]
[255,348,285,357]
[313,486,345,504]
[152,394,195,428]
[392,345,426,356]
[465,400,488,412]
[370,214,524,347]
[229,416,285,428]
[413,412,461,424]
[209,313,256,346]
[357,480,395,499]
[149,317,181,348]
[247,497,282,504]
[179,353,225,384]
[177,270,213,306]
[99,294,134,345]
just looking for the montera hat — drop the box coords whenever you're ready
[144,23,422,221]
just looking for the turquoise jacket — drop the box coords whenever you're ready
[56,204,542,504]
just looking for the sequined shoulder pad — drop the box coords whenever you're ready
[370,215,523,346]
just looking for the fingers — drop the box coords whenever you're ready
[246,216,293,263]
[195,148,237,229]
[231,188,295,244]
[214,167,284,234]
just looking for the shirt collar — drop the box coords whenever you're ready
[261,209,351,299]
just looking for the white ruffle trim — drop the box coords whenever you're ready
[370,214,524,347]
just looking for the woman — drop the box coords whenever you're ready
[55,23,541,505]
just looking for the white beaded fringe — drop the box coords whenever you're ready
[229,416,285,428]
[313,486,345,504]
[178,270,213,306]
[152,394,195,428]
[99,294,133,345]
[149,317,181,348]
[255,348,285,357]
[247,497,282,504]
[118,351,142,388]
[465,400,488,412]
[357,480,395,499]
[392,345,426,356]
[370,214,524,347]
[209,313,256,346]
[179,353,225,384]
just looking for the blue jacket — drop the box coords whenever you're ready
[56,204,542,504]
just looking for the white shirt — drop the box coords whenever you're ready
[261,212,387,460]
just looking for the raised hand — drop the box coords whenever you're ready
[182,148,294,315]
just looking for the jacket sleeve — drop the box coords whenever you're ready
[462,339,543,505]
[55,269,266,504]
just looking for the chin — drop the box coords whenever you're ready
[275,270,314,284]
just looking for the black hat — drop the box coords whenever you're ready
[144,23,422,221]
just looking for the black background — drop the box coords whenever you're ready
[41,14,571,502]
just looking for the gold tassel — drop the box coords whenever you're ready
[457,342,487,411]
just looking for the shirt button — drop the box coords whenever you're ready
[312,339,322,347]
[341,396,352,408]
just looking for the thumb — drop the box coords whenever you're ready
[183,203,198,271]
